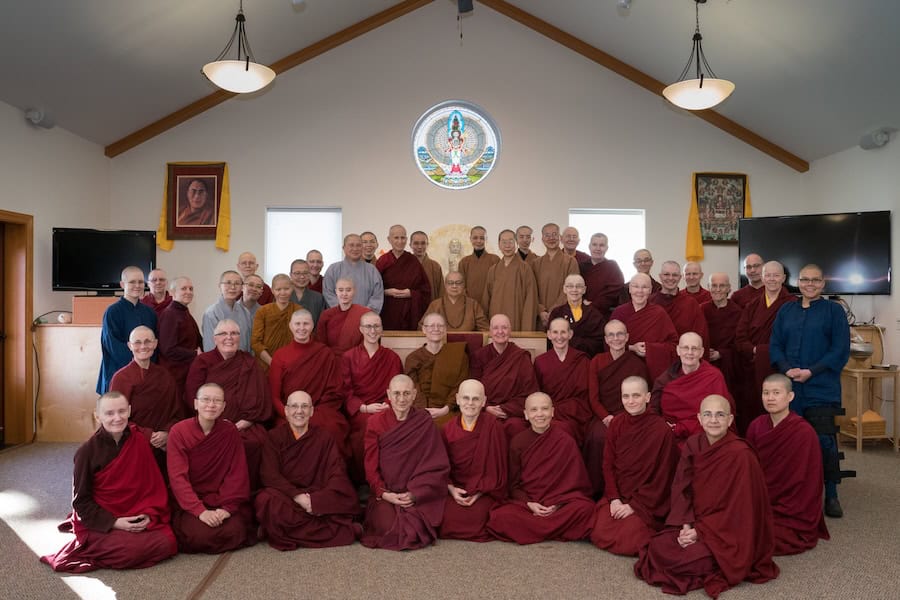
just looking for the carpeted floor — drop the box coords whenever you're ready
[2,441,898,600]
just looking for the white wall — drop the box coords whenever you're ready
[0,100,109,317]
[107,2,807,312]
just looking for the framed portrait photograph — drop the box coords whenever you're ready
[694,173,748,244]
[166,163,225,240]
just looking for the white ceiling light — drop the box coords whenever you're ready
[202,1,276,94]
[662,0,734,111]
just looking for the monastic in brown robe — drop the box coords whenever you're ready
[609,302,678,381]
[459,251,500,313]
[419,254,445,302]
[469,342,539,439]
[405,342,469,417]
[580,259,625,318]
[376,250,432,330]
[532,252,580,317]
[422,296,489,331]
[482,258,540,331]
[534,348,592,445]
[250,301,300,370]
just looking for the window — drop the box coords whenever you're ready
[568,208,645,280]
[265,208,342,283]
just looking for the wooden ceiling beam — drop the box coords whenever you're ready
[478,0,809,173]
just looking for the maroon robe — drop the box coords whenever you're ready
[469,342,539,439]
[650,291,710,356]
[679,287,712,305]
[439,412,508,542]
[746,413,829,555]
[255,425,360,550]
[610,302,678,381]
[651,360,734,446]
[362,407,450,550]
[590,410,679,556]
[315,303,367,356]
[110,360,182,433]
[167,417,255,553]
[269,339,348,454]
[548,302,607,357]
[487,425,595,544]
[141,292,173,317]
[308,276,323,294]
[636,431,778,599]
[157,300,201,399]
[580,259,625,318]
[41,424,176,572]
[701,300,743,400]
[534,348,592,445]
[730,283,765,309]
[376,250,432,330]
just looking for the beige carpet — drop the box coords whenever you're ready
[2,441,898,600]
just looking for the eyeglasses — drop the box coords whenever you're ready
[563,284,585,290]
[798,277,824,284]
[244,283,264,290]
[130,339,156,346]
[360,324,383,330]
[700,411,729,420]
[423,323,446,330]
[291,271,310,277]
[446,280,464,286]
[197,397,225,405]
[221,280,242,287]
[604,331,627,339]
[214,331,240,338]
[744,263,763,269]
[286,403,312,411]
[634,258,653,264]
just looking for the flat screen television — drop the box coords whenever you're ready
[737,211,891,295]
[53,228,156,294]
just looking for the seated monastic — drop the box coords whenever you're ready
[341,311,403,483]
[547,274,606,357]
[439,379,508,542]
[41,392,176,572]
[316,278,367,356]
[651,332,734,447]
[421,271,489,332]
[468,314,539,439]
[361,375,450,550]
[255,391,361,550]
[404,312,469,424]
[635,395,779,598]
[610,273,678,380]
[167,383,256,554]
[746,374,829,555]
[533,317,592,445]
[590,376,678,556]
[486,392,595,544]
[269,309,348,454]
[157,276,201,399]
[250,273,300,371]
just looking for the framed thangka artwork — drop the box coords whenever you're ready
[694,173,748,244]
[412,101,500,190]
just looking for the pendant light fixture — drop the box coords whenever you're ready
[202,1,276,94]
[662,0,734,111]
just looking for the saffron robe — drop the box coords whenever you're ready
[141,292,172,317]
[679,287,712,305]
[650,291,710,356]
[469,342,539,438]
[482,257,540,331]
[459,251,500,312]
[635,431,778,599]
[746,412,829,555]
[580,258,625,318]
[110,360,182,433]
[405,342,469,412]
[701,300,743,401]
[422,296,489,331]
[534,348,592,445]
[41,424,176,572]
[730,283,765,309]
[376,250,432,330]
[532,251,580,316]
[97,298,157,394]
[255,425,360,550]
[419,254,445,302]
[316,303,368,356]
[269,340,348,452]
[250,301,300,370]
[651,360,734,445]
[548,301,606,357]
[590,410,679,556]
[487,425,595,544]
[439,412,509,542]
[167,417,255,553]
[362,407,450,550]
[609,302,678,381]
[158,300,201,397]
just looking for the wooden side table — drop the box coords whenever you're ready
[840,367,899,452]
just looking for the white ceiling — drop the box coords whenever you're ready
[4,0,899,162]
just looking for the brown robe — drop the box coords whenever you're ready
[405,342,469,414]
[422,296,489,331]
[250,301,300,371]
[532,251,580,317]
[459,251,500,313]
[419,254,445,302]
[483,257,540,331]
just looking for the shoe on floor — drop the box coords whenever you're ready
[825,497,843,518]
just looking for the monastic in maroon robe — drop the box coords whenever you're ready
[548,302,606,357]
[315,303,368,356]
[110,360,182,433]
[583,350,650,496]
[362,407,450,550]
[269,340,348,454]
[469,342,539,439]
[255,425,360,550]
[341,343,403,482]
[141,292,173,317]
[734,287,796,433]
[746,412,829,555]
[701,300,743,399]
[534,348,592,445]
[609,302,678,381]
[439,412,508,542]
[376,250,432,330]
[730,283,765,309]
[486,425,595,544]
[158,300,201,399]
[651,360,734,446]
[650,291,710,356]
[308,276,323,293]
[41,424,176,572]
[635,431,779,598]
[679,287,712,305]
[590,410,679,556]
[580,259,625,318]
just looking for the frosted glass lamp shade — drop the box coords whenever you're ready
[202,60,275,94]
[662,78,735,111]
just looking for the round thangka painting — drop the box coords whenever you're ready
[412,100,500,190]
